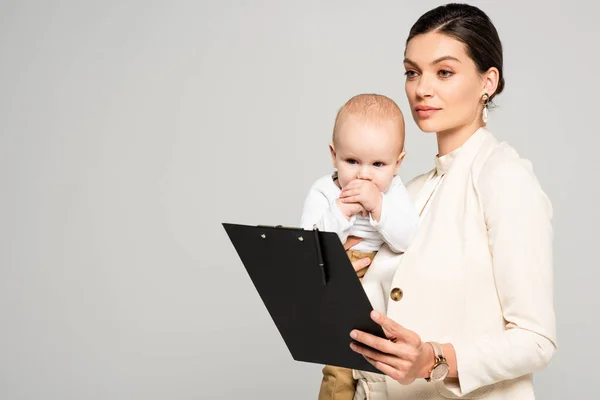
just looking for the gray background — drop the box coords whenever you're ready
[0,0,597,399]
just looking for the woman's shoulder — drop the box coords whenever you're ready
[474,136,552,214]
[476,139,537,185]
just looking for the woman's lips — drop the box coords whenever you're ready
[416,107,441,118]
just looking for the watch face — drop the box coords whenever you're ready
[431,363,450,381]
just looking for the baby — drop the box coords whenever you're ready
[300,93,419,400]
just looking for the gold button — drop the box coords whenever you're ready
[390,287,403,301]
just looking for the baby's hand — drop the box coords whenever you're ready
[339,180,383,221]
[340,179,382,211]
[336,198,368,220]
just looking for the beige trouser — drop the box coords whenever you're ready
[317,249,378,400]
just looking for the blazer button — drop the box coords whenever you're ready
[390,287,403,302]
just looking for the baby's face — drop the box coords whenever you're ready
[331,116,404,193]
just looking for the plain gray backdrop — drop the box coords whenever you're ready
[1,0,597,399]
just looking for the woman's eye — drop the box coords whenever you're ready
[373,162,384,167]
[404,70,418,79]
[438,70,454,78]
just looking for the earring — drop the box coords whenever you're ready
[481,93,490,124]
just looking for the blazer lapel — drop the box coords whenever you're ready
[395,128,495,270]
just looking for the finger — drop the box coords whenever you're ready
[345,203,364,214]
[362,354,413,385]
[362,354,386,375]
[350,329,398,356]
[340,195,362,204]
[365,180,378,189]
[339,190,358,199]
[349,341,406,369]
[350,207,367,218]
[351,257,371,273]
[370,311,421,346]
[345,182,366,193]
[350,340,416,367]
[339,189,360,198]
[345,179,363,188]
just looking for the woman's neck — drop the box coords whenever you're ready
[436,120,485,156]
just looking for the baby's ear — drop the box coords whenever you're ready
[396,150,406,168]
[329,143,337,168]
[394,150,406,175]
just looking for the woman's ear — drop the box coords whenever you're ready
[483,67,499,98]
[329,143,337,169]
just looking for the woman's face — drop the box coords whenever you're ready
[403,32,493,135]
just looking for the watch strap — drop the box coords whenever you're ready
[429,341,444,361]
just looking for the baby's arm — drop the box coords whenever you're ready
[300,181,355,243]
[370,177,419,253]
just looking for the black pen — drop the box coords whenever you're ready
[313,226,326,286]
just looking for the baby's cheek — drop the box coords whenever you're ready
[376,174,395,193]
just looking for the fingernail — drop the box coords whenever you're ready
[350,330,357,339]
[371,311,380,320]
[350,343,356,350]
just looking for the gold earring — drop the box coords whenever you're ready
[481,93,490,123]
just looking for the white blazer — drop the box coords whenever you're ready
[356,128,557,400]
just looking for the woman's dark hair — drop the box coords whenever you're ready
[406,3,504,105]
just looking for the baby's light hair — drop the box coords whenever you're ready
[332,93,405,149]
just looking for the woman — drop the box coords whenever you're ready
[345,4,556,399]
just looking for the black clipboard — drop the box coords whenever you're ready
[222,222,386,373]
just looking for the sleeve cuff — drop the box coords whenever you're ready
[438,341,491,399]
[369,192,386,228]
[330,199,355,230]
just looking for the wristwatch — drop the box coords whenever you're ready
[425,342,449,382]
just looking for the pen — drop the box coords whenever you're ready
[313,226,326,286]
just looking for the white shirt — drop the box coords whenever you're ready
[300,173,419,253]
[415,144,463,217]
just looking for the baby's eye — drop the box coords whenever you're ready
[373,162,384,167]
[346,159,358,165]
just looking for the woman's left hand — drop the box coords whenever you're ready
[350,310,433,385]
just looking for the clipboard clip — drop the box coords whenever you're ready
[256,224,299,230]
[255,224,327,286]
